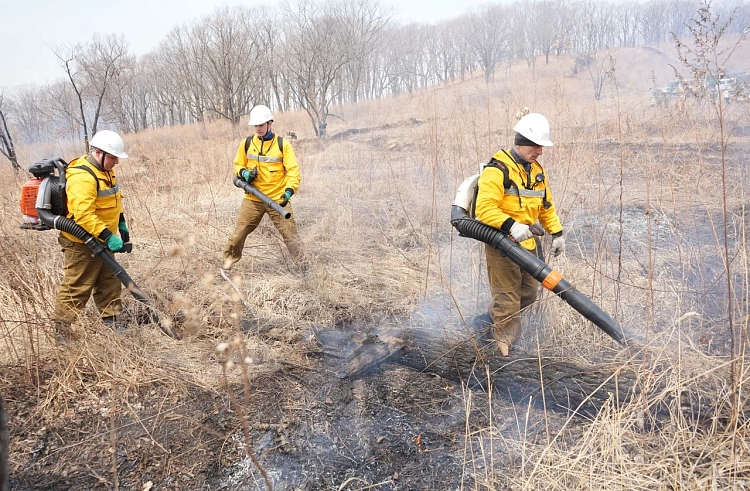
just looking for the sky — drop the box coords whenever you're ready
[0,0,508,89]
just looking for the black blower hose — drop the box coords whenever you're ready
[37,208,158,322]
[451,206,640,346]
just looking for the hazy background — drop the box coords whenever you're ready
[0,0,511,87]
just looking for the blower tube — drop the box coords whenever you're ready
[37,208,159,324]
[233,176,291,219]
[451,206,640,346]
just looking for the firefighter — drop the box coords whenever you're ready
[222,105,303,271]
[475,113,565,356]
[54,130,130,341]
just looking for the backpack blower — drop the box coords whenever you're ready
[450,173,641,347]
[20,158,178,339]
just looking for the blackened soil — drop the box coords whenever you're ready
[4,350,535,491]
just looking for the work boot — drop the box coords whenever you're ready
[492,328,512,356]
[292,260,309,275]
[471,312,493,337]
[54,321,77,347]
[102,316,128,333]
[220,257,234,276]
[496,340,510,357]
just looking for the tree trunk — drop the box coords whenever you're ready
[0,110,20,172]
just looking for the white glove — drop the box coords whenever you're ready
[509,222,534,242]
[551,236,566,257]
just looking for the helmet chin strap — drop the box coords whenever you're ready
[99,149,112,166]
[260,122,275,141]
[88,148,106,171]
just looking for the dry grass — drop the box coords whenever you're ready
[2,45,750,489]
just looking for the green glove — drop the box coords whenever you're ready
[119,219,130,243]
[106,234,124,252]
[279,188,294,207]
[240,168,258,183]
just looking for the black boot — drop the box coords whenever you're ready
[102,316,128,333]
[54,320,76,346]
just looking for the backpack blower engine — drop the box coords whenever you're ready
[19,158,178,338]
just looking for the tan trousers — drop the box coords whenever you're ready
[54,236,122,323]
[222,199,303,268]
[485,244,540,346]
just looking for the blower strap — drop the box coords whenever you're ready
[68,164,100,192]
[245,135,284,155]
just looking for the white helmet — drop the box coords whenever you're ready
[513,113,553,147]
[248,105,274,126]
[90,130,128,158]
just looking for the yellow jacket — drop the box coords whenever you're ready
[233,135,301,202]
[475,149,562,250]
[62,155,124,243]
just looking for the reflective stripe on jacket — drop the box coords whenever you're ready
[233,135,301,202]
[62,155,124,243]
[475,150,562,250]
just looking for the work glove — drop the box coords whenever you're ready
[279,188,294,207]
[529,224,545,237]
[550,236,566,257]
[118,216,130,244]
[509,221,534,242]
[240,168,258,183]
[106,234,124,252]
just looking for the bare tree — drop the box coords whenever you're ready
[465,5,508,82]
[452,16,477,81]
[53,43,88,142]
[45,80,82,140]
[638,0,672,46]
[11,86,47,144]
[83,34,129,136]
[281,0,353,135]
[611,0,642,48]
[575,51,610,100]
[509,1,537,71]
[532,0,570,64]
[156,25,210,123]
[370,25,407,97]
[569,0,613,100]
[194,6,269,125]
[255,14,287,111]
[0,92,19,171]
[149,36,198,126]
[110,55,152,132]
[53,34,129,145]
[337,0,392,102]
[377,23,432,96]
[425,23,460,86]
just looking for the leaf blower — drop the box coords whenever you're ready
[233,176,291,219]
[20,158,178,338]
[450,173,640,347]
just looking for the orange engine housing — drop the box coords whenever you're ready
[20,177,43,221]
